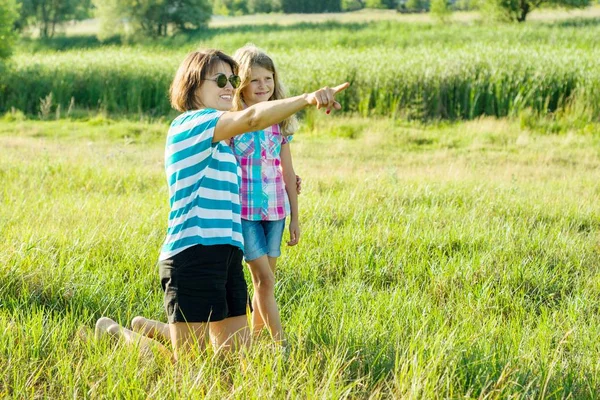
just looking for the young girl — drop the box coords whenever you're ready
[230,45,298,344]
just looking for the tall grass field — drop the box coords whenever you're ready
[2,17,600,120]
[2,9,600,399]
[2,112,600,397]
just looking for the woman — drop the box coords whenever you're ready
[96,49,348,360]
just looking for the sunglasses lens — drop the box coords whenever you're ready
[230,75,241,89]
[216,74,228,88]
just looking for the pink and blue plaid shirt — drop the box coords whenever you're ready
[230,124,291,221]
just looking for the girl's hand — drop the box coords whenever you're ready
[296,175,302,195]
[306,82,349,113]
[287,220,300,246]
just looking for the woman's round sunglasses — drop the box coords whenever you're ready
[204,73,241,89]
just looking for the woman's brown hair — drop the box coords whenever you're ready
[170,49,238,112]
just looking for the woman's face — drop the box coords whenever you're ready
[195,61,236,111]
[242,66,274,106]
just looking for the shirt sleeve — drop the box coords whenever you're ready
[282,134,293,145]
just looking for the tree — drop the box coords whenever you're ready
[0,0,19,59]
[483,0,590,21]
[168,0,212,31]
[248,0,280,13]
[16,0,92,38]
[94,0,211,40]
[212,0,249,15]
[365,0,397,7]
[280,0,341,12]
[430,0,450,19]
[342,0,364,10]
[398,0,429,12]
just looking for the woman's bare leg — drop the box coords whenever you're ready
[95,317,173,362]
[168,322,209,360]
[248,255,284,342]
[209,315,250,353]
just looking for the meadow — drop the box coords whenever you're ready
[2,9,600,399]
[2,111,600,397]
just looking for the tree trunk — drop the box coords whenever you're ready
[40,2,49,38]
[517,0,530,22]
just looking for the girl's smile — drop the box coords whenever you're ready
[242,66,275,106]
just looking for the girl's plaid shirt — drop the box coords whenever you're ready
[230,124,291,221]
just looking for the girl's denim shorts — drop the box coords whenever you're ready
[241,218,286,261]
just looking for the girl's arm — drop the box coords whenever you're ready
[213,83,349,143]
[281,143,300,246]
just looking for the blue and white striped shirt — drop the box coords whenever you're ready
[159,108,243,261]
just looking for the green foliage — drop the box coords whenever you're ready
[169,0,213,31]
[212,0,251,15]
[2,107,27,121]
[16,0,92,38]
[94,0,211,40]
[400,0,429,12]
[342,0,364,10]
[365,0,386,7]
[365,0,397,8]
[228,0,249,14]
[280,0,341,13]
[248,0,280,13]
[430,0,450,19]
[453,0,479,10]
[93,0,130,40]
[0,0,19,59]
[212,0,228,14]
[481,0,590,22]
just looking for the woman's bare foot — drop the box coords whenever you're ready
[131,316,169,343]
[95,317,120,340]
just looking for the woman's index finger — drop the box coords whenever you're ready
[333,82,350,94]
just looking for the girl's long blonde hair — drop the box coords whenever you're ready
[232,44,298,136]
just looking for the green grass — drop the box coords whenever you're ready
[2,113,600,397]
[4,17,600,120]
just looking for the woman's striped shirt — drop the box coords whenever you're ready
[159,108,243,261]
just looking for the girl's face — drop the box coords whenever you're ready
[195,61,236,111]
[242,66,274,106]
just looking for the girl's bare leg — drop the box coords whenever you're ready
[248,255,284,342]
[267,256,286,347]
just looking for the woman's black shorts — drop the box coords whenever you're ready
[158,244,250,324]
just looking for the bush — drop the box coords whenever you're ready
[0,0,19,59]
[2,107,27,122]
[342,0,364,10]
